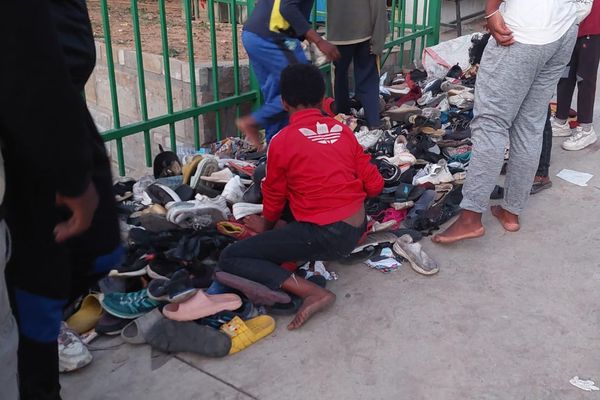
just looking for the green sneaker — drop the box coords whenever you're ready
[101,289,161,319]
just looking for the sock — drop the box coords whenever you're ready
[579,123,593,132]
[555,118,567,125]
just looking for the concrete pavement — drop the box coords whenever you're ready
[61,135,600,399]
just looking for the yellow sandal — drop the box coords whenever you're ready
[220,315,275,354]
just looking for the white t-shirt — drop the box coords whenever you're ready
[500,0,577,45]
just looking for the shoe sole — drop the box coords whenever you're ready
[108,268,147,278]
[562,136,597,151]
[101,301,148,320]
[146,266,172,280]
[169,288,199,304]
[552,131,572,137]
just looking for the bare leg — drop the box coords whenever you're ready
[281,275,335,330]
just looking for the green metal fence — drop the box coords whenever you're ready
[93,0,442,176]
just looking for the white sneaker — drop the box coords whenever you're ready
[413,160,454,185]
[58,322,92,373]
[355,127,382,150]
[551,117,572,137]
[221,175,245,203]
[562,126,598,151]
[378,136,417,167]
[232,202,264,220]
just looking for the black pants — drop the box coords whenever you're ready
[556,34,600,124]
[536,107,552,177]
[5,1,119,399]
[218,220,365,289]
[333,40,380,128]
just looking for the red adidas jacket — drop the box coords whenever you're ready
[262,109,384,225]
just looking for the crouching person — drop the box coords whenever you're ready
[219,64,383,330]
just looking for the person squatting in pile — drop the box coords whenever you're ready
[219,64,384,330]
[433,0,585,244]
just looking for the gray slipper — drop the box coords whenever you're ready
[121,308,164,345]
[393,234,439,275]
[146,318,231,358]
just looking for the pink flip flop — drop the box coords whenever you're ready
[162,290,242,321]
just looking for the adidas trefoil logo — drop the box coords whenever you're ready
[299,122,343,144]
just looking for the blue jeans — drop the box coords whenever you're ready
[242,30,308,142]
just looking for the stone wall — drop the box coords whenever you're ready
[86,41,252,177]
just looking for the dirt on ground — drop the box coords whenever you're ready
[88,0,247,61]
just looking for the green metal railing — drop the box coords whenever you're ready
[94,0,442,176]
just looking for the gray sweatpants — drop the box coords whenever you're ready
[461,24,578,215]
[0,221,18,400]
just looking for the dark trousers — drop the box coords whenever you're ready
[333,40,380,128]
[556,35,600,124]
[536,106,552,177]
[5,1,120,399]
[218,220,365,289]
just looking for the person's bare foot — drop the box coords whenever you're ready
[236,115,261,148]
[287,291,336,330]
[490,205,520,232]
[431,210,485,244]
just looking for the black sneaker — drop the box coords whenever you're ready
[146,258,185,280]
[148,270,198,303]
[374,158,401,187]
[109,253,155,277]
[95,313,130,335]
[153,145,182,178]
[144,184,182,206]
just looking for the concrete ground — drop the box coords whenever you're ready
[61,137,600,400]
[62,34,600,397]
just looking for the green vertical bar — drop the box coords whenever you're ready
[427,0,442,46]
[399,0,407,67]
[230,0,241,136]
[420,0,429,57]
[158,0,177,151]
[410,0,419,63]
[311,2,317,30]
[130,0,152,167]
[207,0,222,140]
[99,0,125,176]
[183,0,201,150]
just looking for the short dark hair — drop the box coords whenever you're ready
[280,63,325,108]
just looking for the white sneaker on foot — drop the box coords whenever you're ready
[551,117,572,137]
[562,126,598,151]
[58,322,92,373]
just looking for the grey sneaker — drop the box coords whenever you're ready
[58,322,92,373]
[393,234,439,275]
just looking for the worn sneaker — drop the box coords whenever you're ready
[562,126,598,151]
[58,322,93,373]
[551,117,572,137]
[355,127,383,150]
[413,160,454,185]
[101,289,161,319]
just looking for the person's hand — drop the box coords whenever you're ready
[486,12,515,46]
[317,40,341,61]
[243,215,272,233]
[54,182,99,243]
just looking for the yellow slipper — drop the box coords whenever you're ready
[220,315,275,354]
[66,294,103,334]
[182,155,203,185]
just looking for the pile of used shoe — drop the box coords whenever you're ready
[59,137,340,371]
[333,34,495,245]
[57,36,492,371]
